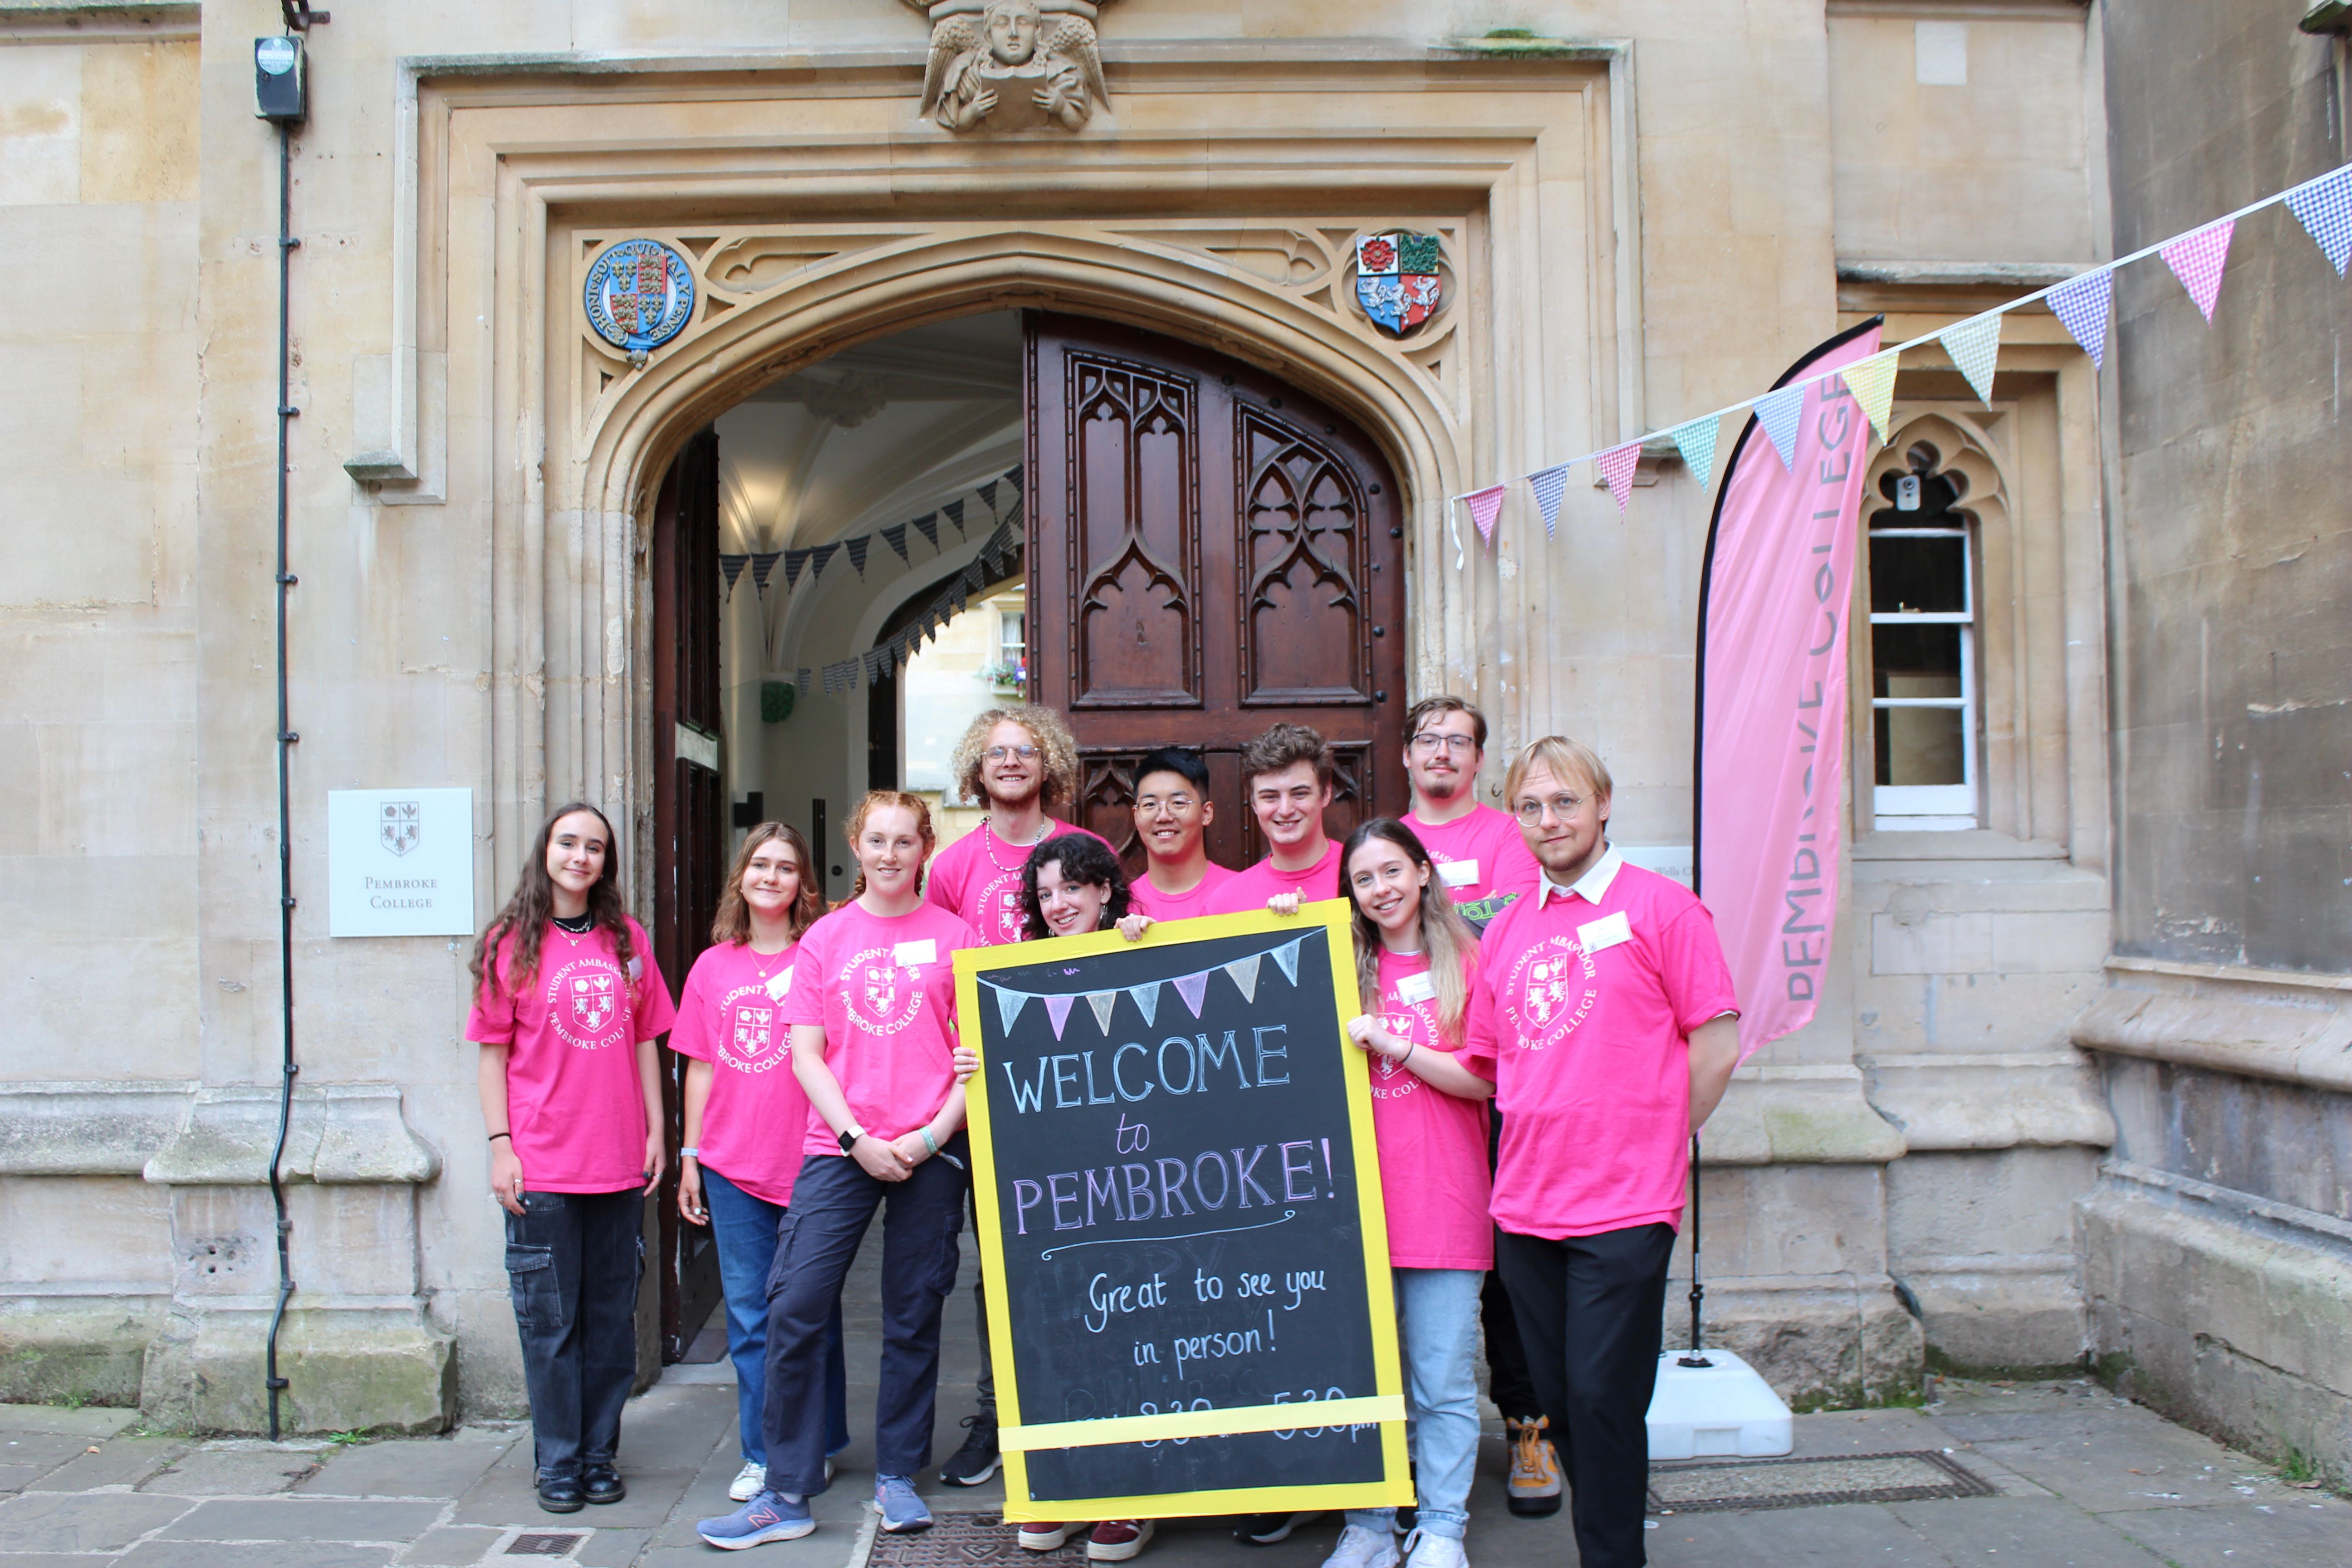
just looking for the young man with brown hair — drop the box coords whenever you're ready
[926,704,1107,947]
[1207,722,1344,914]
[1400,696,1541,934]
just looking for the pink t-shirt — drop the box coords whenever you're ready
[1128,861,1238,924]
[465,918,676,1194]
[670,939,811,1207]
[926,820,1113,946]
[1403,804,1541,927]
[1205,840,1343,915]
[1461,856,1739,1239]
[1362,948,1495,1270]
[782,900,980,1157]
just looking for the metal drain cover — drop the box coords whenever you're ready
[506,1533,587,1557]
[1648,1449,1995,1512]
[867,1513,1087,1566]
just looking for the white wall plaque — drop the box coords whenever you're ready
[328,787,477,937]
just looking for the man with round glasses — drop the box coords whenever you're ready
[1400,696,1540,935]
[1123,745,1234,921]
[1462,736,1743,1568]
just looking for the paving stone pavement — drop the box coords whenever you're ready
[2,1249,2341,1568]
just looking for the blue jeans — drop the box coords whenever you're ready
[760,1142,970,1494]
[700,1164,849,1468]
[1347,1268,1484,1542]
[503,1188,643,1482]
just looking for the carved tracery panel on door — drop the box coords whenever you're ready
[1239,409,1371,706]
[1067,352,1202,707]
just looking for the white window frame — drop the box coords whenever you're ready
[1870,519,1978,830]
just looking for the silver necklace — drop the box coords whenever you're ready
[982,813,1052,872]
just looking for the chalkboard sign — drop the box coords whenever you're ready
[956,902,1412,1522]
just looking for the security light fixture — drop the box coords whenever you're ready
[253,35,305,122]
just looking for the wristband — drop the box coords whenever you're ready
[921,1128,939,1156]
[1400,1043,1417,1069]
[488,1132,511,1143]
[679,1146,699,1159]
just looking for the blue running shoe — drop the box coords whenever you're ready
[876,1474,933,1533]
[698,1488,814,1550]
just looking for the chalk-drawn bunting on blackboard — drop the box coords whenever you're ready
[955,903,1414,1521]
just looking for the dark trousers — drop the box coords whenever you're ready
[1481,1111,1542,1422]
[971,1188,995,1416]
[504,1188,645,1481]
[1494,1222,1676,1568]
[761,1142,970,1494]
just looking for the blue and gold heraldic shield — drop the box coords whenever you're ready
[584,239,696,353]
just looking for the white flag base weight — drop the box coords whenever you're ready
[1646,1348,1794,1460]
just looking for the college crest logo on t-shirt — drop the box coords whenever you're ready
[1504,935,1600,1050]
[845,946,926,1035]
[1369,1005,1426,1101]
[548,958,627,1049]
[720,991,790,1073]
[983,872,1029,944]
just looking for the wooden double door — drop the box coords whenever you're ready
[1024,312,1409,867]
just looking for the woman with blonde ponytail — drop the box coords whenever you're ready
[698,793,981,1550]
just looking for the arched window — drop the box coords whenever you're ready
[1868,441,1977,828]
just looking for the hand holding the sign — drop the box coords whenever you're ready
[952,1045,980,1083]
[1346,1014,1496,1101]
[1116,912,1154,941]
[1266,892,1303,917]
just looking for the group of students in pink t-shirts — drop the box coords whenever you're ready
[470,697,1744,1568]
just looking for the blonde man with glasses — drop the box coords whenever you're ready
[1399,697,1540,934]
[1458,737,1742,1568]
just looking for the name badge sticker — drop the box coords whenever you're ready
[893,939,938,968]
[1578,911,1633,955]
[765,969,794,1000]
[1436,859,1480,888]
[1396,971,1438,1004]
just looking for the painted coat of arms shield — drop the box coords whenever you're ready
[583,239,696,354]
[1355,231,1443,336]
[380,800,420,857]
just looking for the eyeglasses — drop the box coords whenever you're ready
[985,744,1040,762]
[1410,732,1478,755]
[1134,793,1197,813]
[1512,793,1587,825]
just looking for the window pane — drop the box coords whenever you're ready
[1875,706,1966,787]
[1869,534,1968,613]
[1872,623,1963,699]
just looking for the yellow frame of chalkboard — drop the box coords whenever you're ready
[956,899,1416,1522]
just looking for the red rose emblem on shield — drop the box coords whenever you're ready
[1359,237,1397,273]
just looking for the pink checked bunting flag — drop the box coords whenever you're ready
[1463,485,1506,545]
[2161,219,2234,323]
[2047,269,2114,367]
[1596,442,1642,513]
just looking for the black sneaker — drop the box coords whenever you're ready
[939,1412,1000,1486]
[1234,1512,1320,1546]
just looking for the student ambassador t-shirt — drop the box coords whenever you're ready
[925,821,1113,946]
[782,900,980,1156]
[1127,861,1237,924]
[669,939,809,1207]
[1205,840,1344,915]
[1363,948,1495,1270]
[1403,804,1542,929]
[1461,858,1739,1240]
[465,918,676,1194]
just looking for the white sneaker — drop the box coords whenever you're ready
[1402,1532,1465,1568]
[728,1461,767,1502]
[1321,1524,1400,1568]
[1019,1522,1082,1551]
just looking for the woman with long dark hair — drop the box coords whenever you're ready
[1326,818,1496,1568]
[672,823,850,1504]
[698,792,980,1550]
[468,803,676,1515]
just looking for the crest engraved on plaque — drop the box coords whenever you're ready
[380,799,420,858]
[908,0,1116,132]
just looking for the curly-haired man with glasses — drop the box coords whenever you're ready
[926,704,1107,947]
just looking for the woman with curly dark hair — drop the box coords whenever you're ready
[466,803,676,1515]
[1017,830,1133,937]
[670,823,849,1505]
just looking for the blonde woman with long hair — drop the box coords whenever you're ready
[698,793,981,1550]
[671,824,849,1504]
[1329,818,1496,1568]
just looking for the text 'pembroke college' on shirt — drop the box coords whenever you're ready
[925,820,1113,946]
[668,937,810,1207]
[1462,847,1739,1240]
[781,899,980,1156]
[1362,946,1496,1270]
[465,917,676,1193]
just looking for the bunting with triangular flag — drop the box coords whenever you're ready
[1173,972,1210,1018]
[2046,270,2114,368]
[1937,312,2003,405]
[843,536,870,578]
[720,554,749,591]
[1753,383,1807,470]
[1837,350,1900,445]
[1128,984,1158,1029]
[980,479,1001,517]
[1669,414,1722,490]
[881,524,909,563]
[1043,994,1075,1039]
[1223,954,1262,1004]
[911,512,940,551]
[1526,465,1569,539]
[2287,165,2352,276]
[1271,937,1302,985]
[943,499,966,534]
[1463,485,1506,546]
[1085,991,1119,1034]
[783,549,810,590]
[750,551,783,590]
[2162,218,2235,323]
[1596,442,1642,514]
[796,668,813,696]
[808,543,838,581]
[973,935,1312,1045]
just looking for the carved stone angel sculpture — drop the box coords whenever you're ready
[910,0,1113,133]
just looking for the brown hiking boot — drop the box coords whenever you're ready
[1506,1416,1563,1516]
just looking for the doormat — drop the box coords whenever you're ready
[1647,1450,1995,1513]
[867,1513,1088,1567]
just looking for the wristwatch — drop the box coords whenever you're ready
[837,1124,866,1153]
